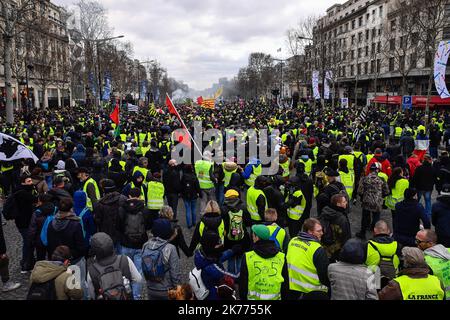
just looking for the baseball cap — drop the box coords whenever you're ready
[225,189,239,198]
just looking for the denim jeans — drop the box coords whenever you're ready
[417,190,432,221]
[216,183,224,206]
[166,193,179,219]
[18,228,33,271]
[183,199,197,228]
[360,209,381,233]
[429,146,438,159]
[227,254,243,274]
[119,245,143,300]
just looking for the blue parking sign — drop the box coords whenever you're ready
[402,95,412,110]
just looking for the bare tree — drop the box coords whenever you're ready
[0,0,36,123]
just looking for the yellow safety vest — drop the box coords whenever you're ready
[395,275,444,300]
[83,178,100,210]
[280,160,290,178]
[365,240,400,276]
[1,164,14,173]
[222,164,237,188]
[339,170,355,199]
[195,160,214,189]
[245,164,263,187]
[287,190,306,221]
[246,187,267,221]
[287,237,328,293]
[147,181,165,210]
[108,159,126,172]
[338,154,355,172]
[425,250,450,299]
[246,250,285,300]
[298,158,312,176]
[267,224,286,252]
[385,178,409,210]
[199,220,225,244]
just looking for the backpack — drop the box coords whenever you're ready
[268,226,282,249]
[141,241,169,282]
[227,210,244,241]
[27,279,57,300]
[88,255,131,300]
[368,241,397,280]
[124,211,146,243]
[189,267,209,300]
[2,192,19,220]
[40,212,56,247]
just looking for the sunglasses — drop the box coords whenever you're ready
[415,239,427,245]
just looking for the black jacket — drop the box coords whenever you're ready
[163,166,182,194]
[180,170,201,200]
[319,205,351,262]
[28,202,57,249]
[411,162,436,191]
[13,184,37,229]
[316,181,347,216]
[432,195,450,247]
[46,212,87,262]
[93,192,127,244]
[145,148,163,174]
[117,199,155,249]
[394,199,430,247]
[221,197,251,251]
[48,187,73,208]
[189,213,224,252]
[239,240,289,300]
[263,185,287,225]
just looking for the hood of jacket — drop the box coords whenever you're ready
[74,144,86,153]
[132,170,145,185]
[73,190,87,216]
[30,261,67,284]
[51,211,80,232]
[223,197,243,212]
[145,237,169,250]
[321,205,346,221]
[424,244,450,260]
[99,191,125,205]
[252,240,280,258]
[371,234,396,244]
[201,213,223,230]
[49,187,72,199]
[194,248,217,269]
[90,232,116,264]
[297,231,321,243]
[123,198,146,214]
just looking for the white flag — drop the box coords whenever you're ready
[0,133,39,163]
[127,103,139,112]
[312,71,320,99]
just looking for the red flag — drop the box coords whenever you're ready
[165,94,178,117]
[197,96,204,105]
[109,104,119,125]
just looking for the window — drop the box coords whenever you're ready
[351,64,354,76]
[372,9,376,22]
[410,53,417,68]
[343,51,348,60]
[371,60,375,73]
[359,16,363,27]
[358,48,362,58]
[390,39,395,51]
[372,28,376,39]
[389,57,395,71]
[366,30,369,41]
[391,20,396,31]
[352,20,356,29]
[366,13,370,22]
[364,62,368,75]
[425,51,432,67]
[342,65,346,77]
[377,59,381,73]
[372,43,376,55]
[352,35,356,44]
[358,32,362,42]
[365,46,369,56]
[399,55,405,71]
[378,29,382,36]
[377,42,381,53]
[357,63,361,75]
[351,50,355,59]
[379,5,383,17]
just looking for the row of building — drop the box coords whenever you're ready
[288,0,450,105]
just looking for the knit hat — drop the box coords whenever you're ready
[102,179,116,193]
[339,239,365,264]
[152,219,173,240]
[251,224,270,240]
[225,189,239,198]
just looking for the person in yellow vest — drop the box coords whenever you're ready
[76,167,100,210]
[379,247,445,300]
[189,200,225,252]
[393,125,403,144]
[286,218,330,300]
[338,146,356,174]
[132,157,150,182]
[246,176,269,225]
[239,224,288,300]
[416,229,450,299]
[264,208,289,253]
[147,172,165,215]
[242,157,263,188]
[285,176,308,239]
[338,158,355,200]
[279,154,291,181]
[0,161,15,196]
[122,170,147,201]
[221,161,242,191]
[108,151,126,173]
[298,155,313,177]
[195,151,217,215]
[385,167,409,214]
[365,220,401,286]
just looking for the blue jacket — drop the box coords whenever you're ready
[432,196,450,246]
[72,144,86,164]
[73,190,97,246]
[194,249,238,300]
[242,158,261,180]
[394,199,430,247]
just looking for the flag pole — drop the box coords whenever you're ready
[166,93,203,156]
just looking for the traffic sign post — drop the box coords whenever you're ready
[402,95,412,111]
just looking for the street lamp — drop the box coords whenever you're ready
[90,35,124,106]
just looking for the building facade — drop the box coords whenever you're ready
[0,0,70,110]
[305,0,450,105]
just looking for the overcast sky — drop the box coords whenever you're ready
[53,0,339,90]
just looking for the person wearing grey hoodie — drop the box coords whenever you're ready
[87,232,142,300]
[143,219,181,300]
[416,229,450,299]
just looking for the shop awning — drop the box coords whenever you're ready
[371,95,450,106]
